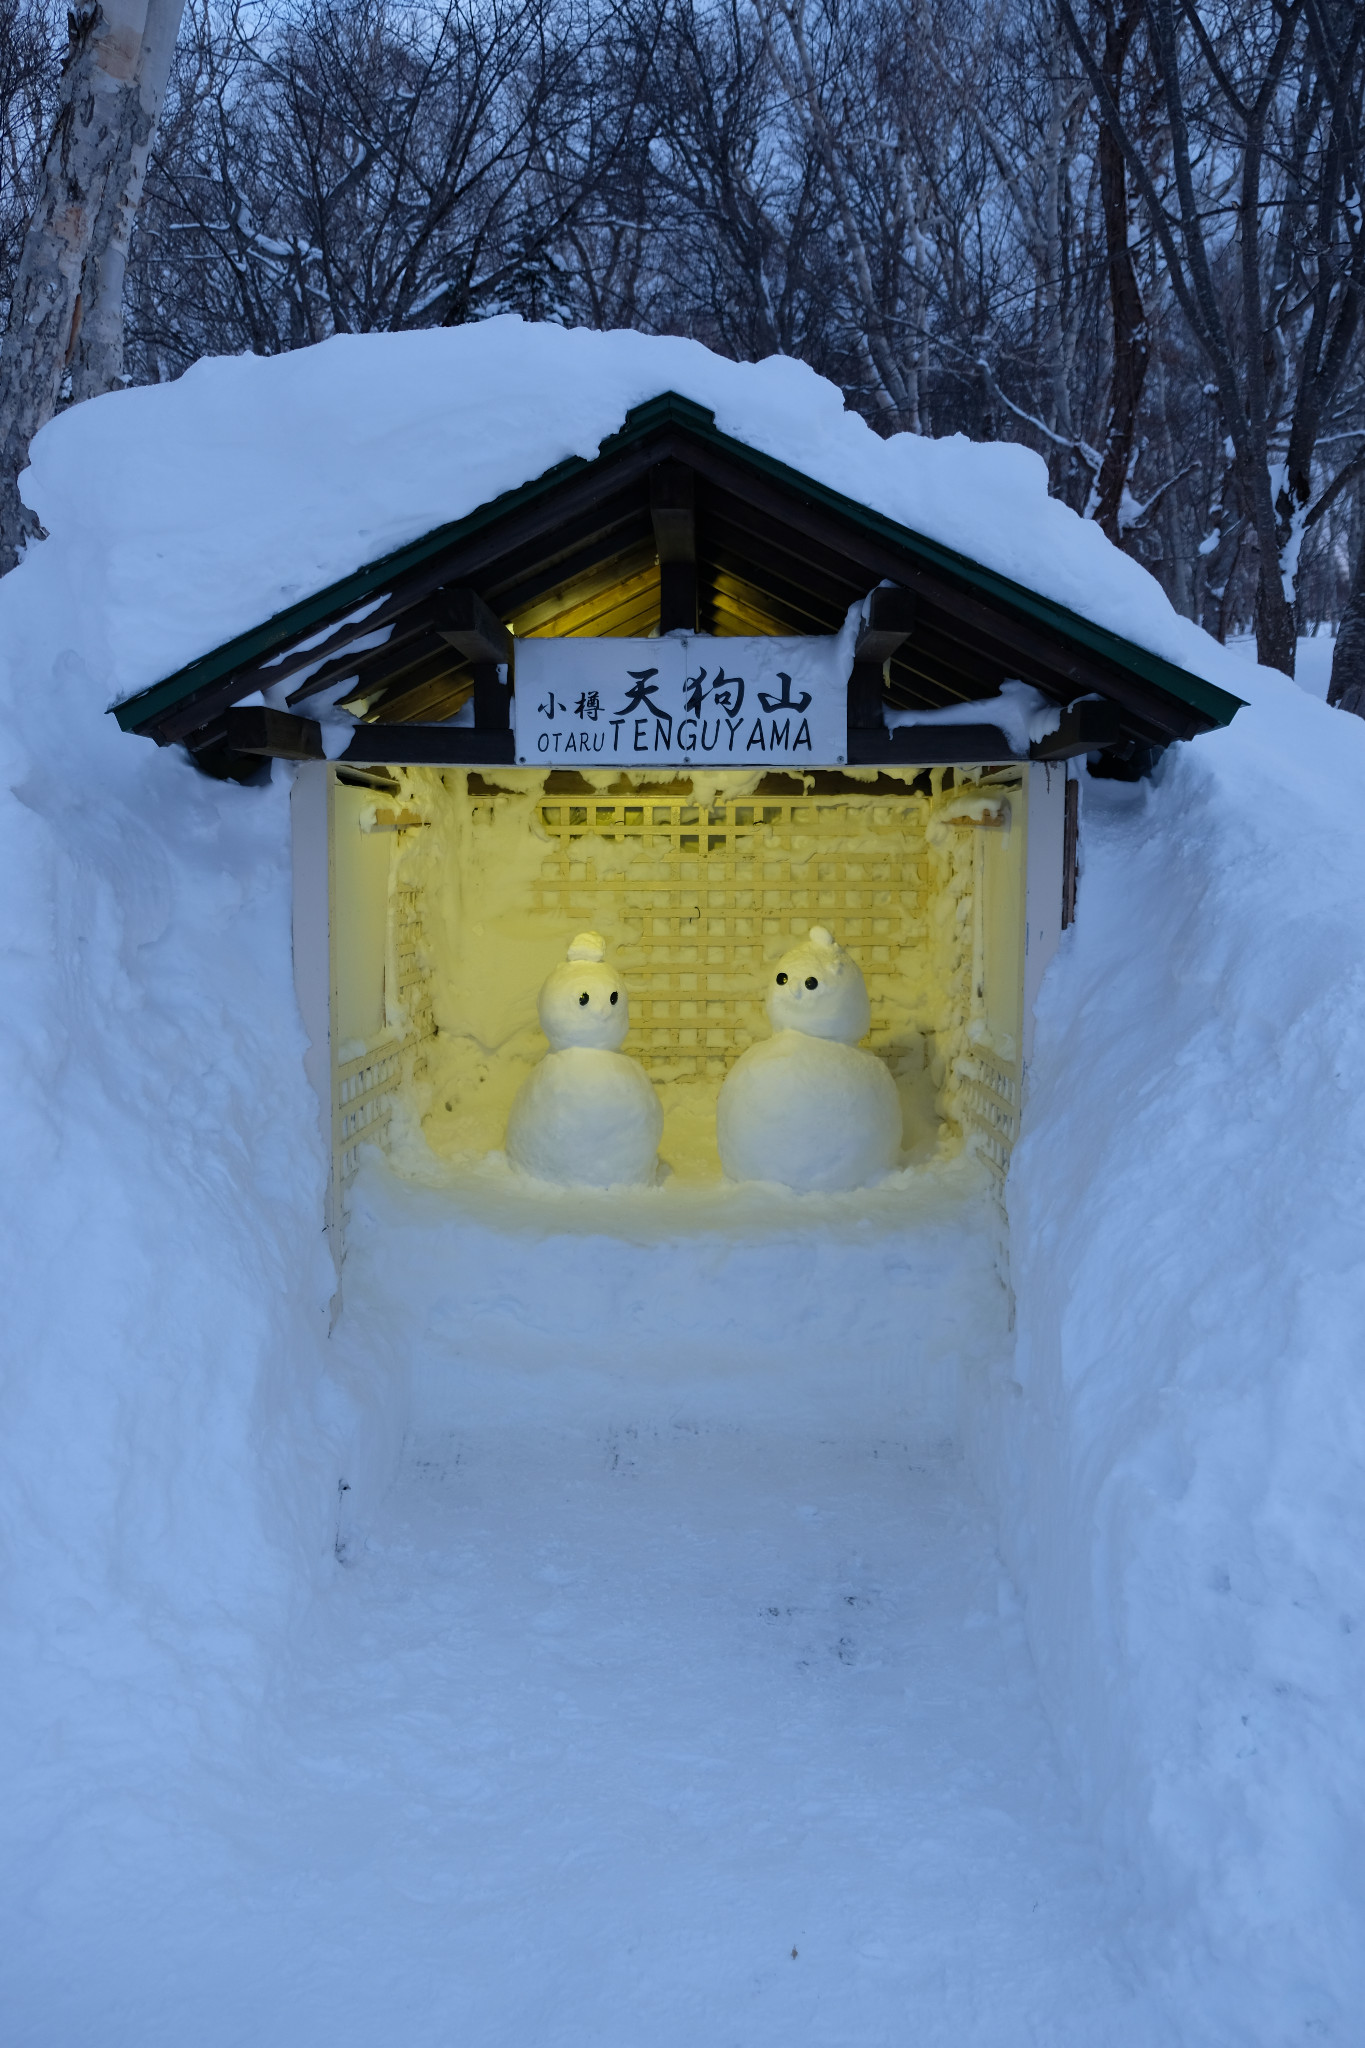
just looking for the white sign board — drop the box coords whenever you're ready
[514,636,848,767]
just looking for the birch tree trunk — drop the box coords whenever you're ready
[1090,0,1146,542]
[1327,535,1365,720]
[0,0,186,572]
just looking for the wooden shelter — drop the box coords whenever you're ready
[112,390,1244,1241]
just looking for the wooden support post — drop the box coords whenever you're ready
[1022,761,1067,1067]
[432,586,513,729]
[1062,776,1079,929]
[472,660,509,730]
[290,763,339,1300]
[846,660,886,731]
[849,586,915,729]
[651,461,697,634]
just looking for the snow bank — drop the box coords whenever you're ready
[969,667,1365,2039]
[12,318,1250,714]
[0,541,404,1791]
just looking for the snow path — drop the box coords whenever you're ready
[9,1411,1173,2045]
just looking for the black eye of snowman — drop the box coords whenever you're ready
[578,991,589,1006]
[805,976,819,989]
[610,990,619,1004]
[775,972,788,985]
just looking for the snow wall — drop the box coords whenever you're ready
[0,322,1361,2039]
[970,684,1365,2039]
[0,631,405,1783]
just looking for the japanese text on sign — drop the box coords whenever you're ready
[514,636,848,766]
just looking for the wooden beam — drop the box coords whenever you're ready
[706,507,857,626]
[889,622,1008,701]
[692,467,879,592]
[507,541,655,636]
[849,588,917,731]
[906,603,1059,696]
[1030,699,1123,759]
[295,626,453,708]
[402,681,476,725]
[854,585,916,663]
[707,548,839,633]
[224,706,324,760]
[431,586,513,666]
[516,559,657,639]
[883,665,976,712]
[202,602,401,716]
[710,575,809,636]
[182,715,269,783]
[480,487,648,611]
[358,665,473,724]
[652,461,697,634]
[342,725,516,766]
[848,724,1013,766]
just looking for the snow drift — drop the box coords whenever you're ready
[974,679,1365,2038]
[0,319,1360,2042]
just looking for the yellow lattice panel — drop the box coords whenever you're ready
[528,793,930,1078]
[955,1051,1021,1188]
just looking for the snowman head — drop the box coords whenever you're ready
[538,932,630,1051]
[766,926,870,1044]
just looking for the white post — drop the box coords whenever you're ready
[1022,761,1067,1069]
[291,763,337,1270]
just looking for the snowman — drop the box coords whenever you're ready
[506,932,663,1187]
[716,926,902,1192]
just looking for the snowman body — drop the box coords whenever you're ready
[507,934,662,1188]
[717,928,901,1192]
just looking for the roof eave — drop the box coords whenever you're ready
[112,390,1245,740]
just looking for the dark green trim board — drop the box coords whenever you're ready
[113,390,1244,740]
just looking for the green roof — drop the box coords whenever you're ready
[114,390,1244,737]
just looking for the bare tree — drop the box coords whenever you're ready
[126,0,651,373]
[1089,0,1146,538]
[1062,0,1365,675]
[3,0,1361,654]
[0,0,186,569]
[0,0,60,314]
[1327,534,1365,713]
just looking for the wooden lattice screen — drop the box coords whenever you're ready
[529,792,931,1078]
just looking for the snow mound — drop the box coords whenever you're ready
[11,318,1253,714]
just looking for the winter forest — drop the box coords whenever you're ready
[3,0,1365,678]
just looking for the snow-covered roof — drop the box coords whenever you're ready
[11,319,1256,734]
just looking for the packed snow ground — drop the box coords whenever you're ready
[1,1172,1173,2048]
